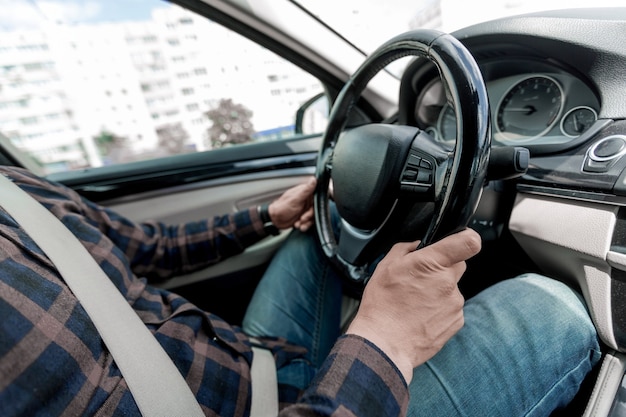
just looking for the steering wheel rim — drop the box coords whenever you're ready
[314,29,491,282]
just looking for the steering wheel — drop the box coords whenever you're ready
[314,29,491,282]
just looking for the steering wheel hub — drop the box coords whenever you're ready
[333,124,418,231]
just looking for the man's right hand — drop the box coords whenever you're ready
[346,228,481,384]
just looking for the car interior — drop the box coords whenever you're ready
[2,0,626,415]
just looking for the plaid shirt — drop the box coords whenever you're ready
[0,166,408,417]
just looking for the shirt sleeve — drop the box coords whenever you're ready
[81,198,272,280]
[280,334,409,417]
[8,166,273,281]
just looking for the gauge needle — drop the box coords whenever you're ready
[504,106,537,115]
[573,115,580,131]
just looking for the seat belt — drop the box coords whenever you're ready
[0,173,281,416]
[0,174,205,417]
[250,339,279,416]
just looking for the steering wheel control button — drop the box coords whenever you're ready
[419,159,433,169]
[408,154,422,166]
[401,152,435,196]
[416,170,432,183]
[584,135,626,173]
[403,169,418,182]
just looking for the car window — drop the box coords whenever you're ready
[0,1,327,175]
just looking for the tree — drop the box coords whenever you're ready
[205,98,254,148]
[156,123,191,155]
[94,130,129,163]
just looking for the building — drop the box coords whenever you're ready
[0,3,322,173]
[0,29,98,171]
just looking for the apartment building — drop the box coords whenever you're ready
[0,4,322,173]
[0,30,98,171]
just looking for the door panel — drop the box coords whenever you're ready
[103,167,315,290]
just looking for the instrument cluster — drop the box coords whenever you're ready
[413,69,600,148]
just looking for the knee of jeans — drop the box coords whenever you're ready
[488,273,600,351]
[513,273,590,314]
[277,228,323,264]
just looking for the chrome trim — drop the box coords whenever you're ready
[589,135,626,162]
[516,184,626,207]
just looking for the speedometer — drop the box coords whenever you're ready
[496,75,564,141]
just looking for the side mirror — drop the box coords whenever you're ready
[0,132,45,175]
[295,93,329,135]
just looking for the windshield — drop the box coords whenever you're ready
[0,0,624,174]
[3,0,625,50]
[296,0,626,57]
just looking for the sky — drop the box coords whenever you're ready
[2,0,626,40]
[0,0,160,30]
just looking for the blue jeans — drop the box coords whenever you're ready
[242,229,601,416]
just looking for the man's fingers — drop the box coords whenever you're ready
[299,210,313,223]
[419,228,481,267]
[301,177,316,193]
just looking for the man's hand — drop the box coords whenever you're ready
[346,228,481,384]
[268,177,316,232]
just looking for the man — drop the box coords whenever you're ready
[0,165,600,416]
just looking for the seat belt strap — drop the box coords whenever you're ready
[250,339,279,416]
[0,174,205,417]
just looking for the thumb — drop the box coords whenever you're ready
[418,228,481,267]
[302,176,316,192]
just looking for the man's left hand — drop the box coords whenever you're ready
[268,177,316,232]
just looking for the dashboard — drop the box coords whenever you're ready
[395,10,626,415]
[397,9,626,198]
[410,63,600,148]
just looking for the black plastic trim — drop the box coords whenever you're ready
[611,275,626,348]
[50,137,319,202]
[525,120,613,156]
